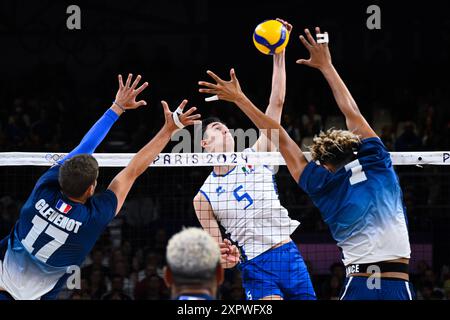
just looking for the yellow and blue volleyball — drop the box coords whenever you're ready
[253,19,290,55]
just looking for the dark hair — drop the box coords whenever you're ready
[59,154,99,198]
[200,117,226,138]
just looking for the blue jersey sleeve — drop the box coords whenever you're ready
[298,161,333,196]
[58,109,119,165]
[357,137,392,168]
[90,190,118,228]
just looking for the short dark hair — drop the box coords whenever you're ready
[200,117,226,138]
[59,154,99,198]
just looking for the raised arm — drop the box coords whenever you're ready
[297,27,377,139]
[253,19,292,152]
[108,100,200,215]
[58,74,149,164]
[199,69,308,181]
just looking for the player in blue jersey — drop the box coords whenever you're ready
[199,27,414,300]
[0,74,200,300]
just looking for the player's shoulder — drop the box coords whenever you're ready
[358,137,388,153]
[357,137,390,162]
[358,137,389,152]
[84,190,117,226]
[90,189,118,207]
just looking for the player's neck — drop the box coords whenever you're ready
[213,165,236,176]
[67,195,87,204]
[173,285,215,298]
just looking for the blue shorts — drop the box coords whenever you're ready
[340,276,416,300]
[238,241,316,300]
[0,291,14,300]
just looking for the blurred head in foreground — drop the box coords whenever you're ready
[164,227,224,300]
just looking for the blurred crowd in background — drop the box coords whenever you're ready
[1,0,450,301]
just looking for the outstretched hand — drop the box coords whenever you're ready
[199,69,245,103]
[115,74,149,110]
[161,99,201,132]
[220,239,240,269]
[296,27,332,71]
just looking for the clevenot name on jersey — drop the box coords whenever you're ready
[35,199,83,233]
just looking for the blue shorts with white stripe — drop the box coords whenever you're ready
[340,276,416,300]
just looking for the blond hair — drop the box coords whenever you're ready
[166,227,220,284]
[309,129,361,166]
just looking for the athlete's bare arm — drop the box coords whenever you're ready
[297,27,378,140]
[193,192,223,243]
[193,192,240,268]
[109,100,200,215]
[253,18,292,152]
[199,69,308,182]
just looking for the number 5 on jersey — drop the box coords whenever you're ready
[233,185,254,210]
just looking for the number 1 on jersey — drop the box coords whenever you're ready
[22,215,69,263]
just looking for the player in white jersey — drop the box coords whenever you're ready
[193,19,316,300]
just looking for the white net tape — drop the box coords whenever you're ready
[0,151,449,167]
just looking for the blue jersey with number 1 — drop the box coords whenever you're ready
[0,165,117,300]
[299,137,411,266]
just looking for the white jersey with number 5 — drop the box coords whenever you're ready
[199,149,300,261]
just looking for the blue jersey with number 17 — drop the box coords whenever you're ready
[0,165,117,300]
[299,137,411,266]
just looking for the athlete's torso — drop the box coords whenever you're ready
[299,137,411,265]
[200,149,299,261]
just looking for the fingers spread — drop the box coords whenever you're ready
[305,28,317,46]
[161,100,170,113]
[135,82,149,95]
[178,99,188,111]
[131,75,141,89]
[230,68,238,82]
[206,70,223,84]
[199,88,217,94]
[136,100,147,107]
[198,81,217,89]
[186,114,201,120]
[125,73,133,88]
[118,74,124,89]
[299,35,313,50]
[183,106,197,117]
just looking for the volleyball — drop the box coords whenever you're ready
[253,19,290,55]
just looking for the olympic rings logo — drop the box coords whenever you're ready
[45,153,66,163]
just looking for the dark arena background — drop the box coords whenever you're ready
[0,0,449,304]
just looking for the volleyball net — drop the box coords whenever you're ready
[0,151,449,300]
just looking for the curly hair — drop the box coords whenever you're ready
[309,129,361,166]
